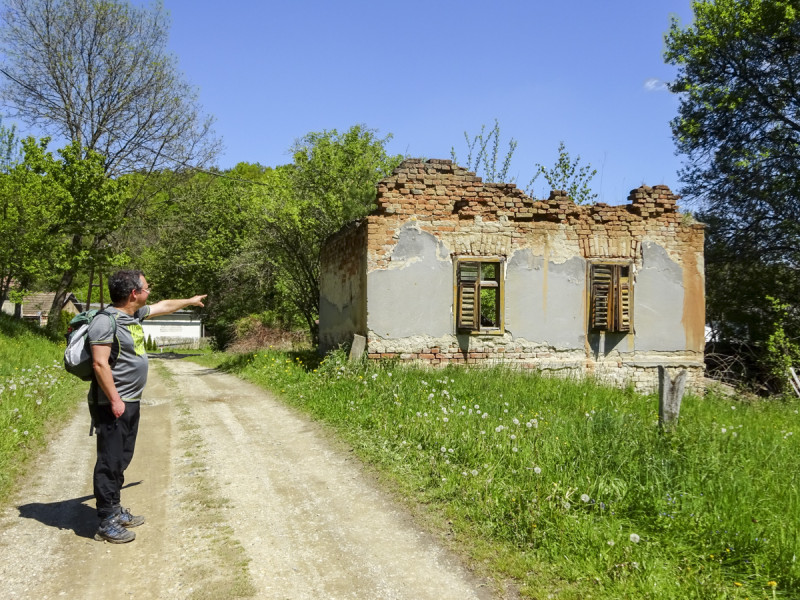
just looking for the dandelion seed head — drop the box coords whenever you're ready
[629,533,640,543]
[534,466,542,474]
[580,494,590,503]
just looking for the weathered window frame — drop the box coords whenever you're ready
[455,257,505,334]
[588,262,633,333]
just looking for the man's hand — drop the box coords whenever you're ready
[187,294,207,307]
[111,397,126,418]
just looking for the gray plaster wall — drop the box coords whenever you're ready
[505,250,585,348]
[367,224,452,339]
[634,242,686,351]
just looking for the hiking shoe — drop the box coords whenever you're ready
[117,507,145,528]
[94,515,135,543]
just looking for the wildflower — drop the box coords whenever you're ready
[441,447,447,453]
[510,434,517,440]
[629,533,640,543]
[443,417,449,423]
[562,501,571,510]
[768,581,777,588]
[721,427,727,433]
[512,447,518,452]
[495,425,504,432]
[534,466,542,474]
[471,470,478,476]
[734,582,742,587]
[607,540,614,546]
[580,494,590,503]
[512,418,520,425]
[448,448,454,453]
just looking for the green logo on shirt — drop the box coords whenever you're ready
[130,324,146,356]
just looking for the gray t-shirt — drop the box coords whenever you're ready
[87,306,151,404]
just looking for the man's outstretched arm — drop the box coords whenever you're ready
[147,295,207,318]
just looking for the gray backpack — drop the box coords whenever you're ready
[64,309,118,380]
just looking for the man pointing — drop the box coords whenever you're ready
[87,269,206,543]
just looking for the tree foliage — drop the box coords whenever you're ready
[528,141,598,204]
[665,0,800,377]
[256,125,403,344]
[0,0,219,327]
[0,137,126,324]
[0,0,218,177]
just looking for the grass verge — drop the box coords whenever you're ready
[0,313,85,504]
[191,348,800,600]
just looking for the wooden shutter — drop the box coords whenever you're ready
[591,264,632,332]
[590,264,613,330]
[616,266,631,332]
[457,262,480,330]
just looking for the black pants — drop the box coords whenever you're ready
[91,401,140,520]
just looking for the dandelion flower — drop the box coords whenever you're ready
[768,581,777,588]
[441,447,447,453]
[471,470,478,476]
[580,494,590,503]
[629,533,640,543]
[534,466,542,474]
[734,582,742,587]
[607,540,615,546]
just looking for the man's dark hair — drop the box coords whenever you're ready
[108,270,145,303]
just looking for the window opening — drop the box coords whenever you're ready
[457,258,503,333]
[589,263,632,333]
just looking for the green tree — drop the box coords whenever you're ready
[0,0,219,327]
[256,125,403,344]
[0,136,56,307]
[527,141,598,204]
[133,165,267,344]
[33,140,126,331]
[665,0,800,372]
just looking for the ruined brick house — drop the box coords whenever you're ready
[319,159,705,393]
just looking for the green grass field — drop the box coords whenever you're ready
[194,348,800,600]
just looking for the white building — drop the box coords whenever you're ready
[141,309,204,349]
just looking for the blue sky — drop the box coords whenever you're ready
[160,1,693,203]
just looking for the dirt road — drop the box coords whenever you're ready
[0,357,500,600]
